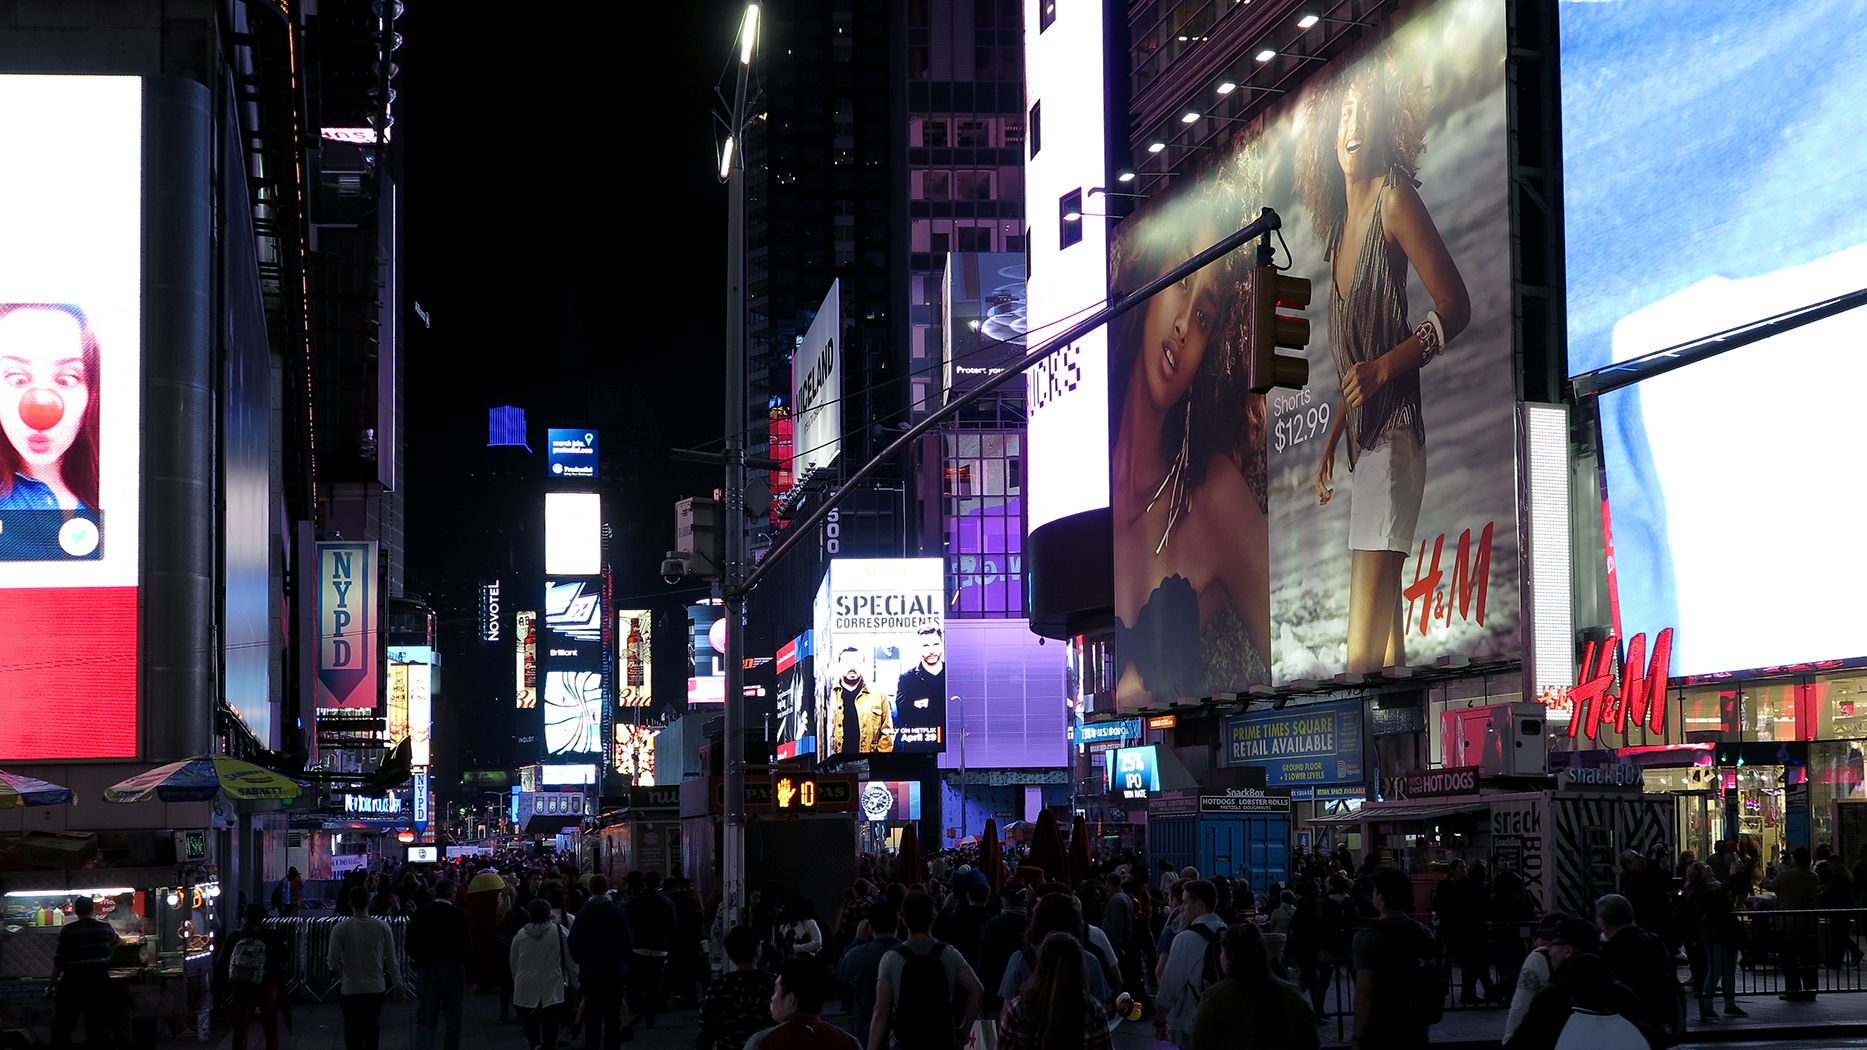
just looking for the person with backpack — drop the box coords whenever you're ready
[1155,879,1225,1050]
[568,875,635,1050]
[836,902,903,1049]
[1595,893,1687,1046]
[869,892,984,1050]
[699,926,777,1050]
[228,904,290,1050]
[998,932,1112,1050]
[1348,869,1442,1050]
[998,894,1112,1004]
[1190,922,1318,1050]
[1504,946,1649,1050]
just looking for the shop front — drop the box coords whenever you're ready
[1148,787,1291,890]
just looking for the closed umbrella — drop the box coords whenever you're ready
[0,771,73,807]
[1069,813,1093,887]
[1027,808,1067,888]
[104,754,305,803]
[895,826,925,889]
[980,818,1004,893]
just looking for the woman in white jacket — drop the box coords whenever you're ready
[510,899,573,1050]
[774,895,824,959]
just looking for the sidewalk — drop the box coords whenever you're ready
[203,988,701,1050]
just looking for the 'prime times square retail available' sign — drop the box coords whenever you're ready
[1220,701,1364,787]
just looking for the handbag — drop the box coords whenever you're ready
[965,1019,997,1050]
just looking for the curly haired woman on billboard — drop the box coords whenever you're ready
[0,304,101,512]
[1298,48,1469,675]
[1111,162,1271,708]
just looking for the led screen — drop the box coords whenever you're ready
[1105,745,1161,797]
[544,491,601,576]
[544,579,603,646]
[614,724,658,784]
[515,610,537,709]
[547,428,599,478]
[317,542,378,710]
[792,281,841,474]
[943,253,1027,398]
[859,780,922,821]
[617,609,652,707]
[544,670,603,755]
[1109,0,1518,704]
[775,629,817,757]
[540,763,596,785]
[687,602,725,705]
[1561,1,1867,676]
[0,76,142,758]
[815,558,947,756]
[1023,0,1109,530]
[387,646,433,765]
[936,618,1067,770]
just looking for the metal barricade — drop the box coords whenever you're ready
[263,916,417,1002]
[1721,907,1867,997]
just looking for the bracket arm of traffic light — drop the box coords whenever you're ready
[739,208,1286,596]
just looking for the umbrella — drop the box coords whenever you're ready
[895,825,925,889]
[1068,813,1093,887]
[1027,808,1068,888]
[0,771,72,807]
[980,818,1004,893]
[104,754,305,803]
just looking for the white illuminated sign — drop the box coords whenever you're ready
[792,281,842,473]
[544,492,601,575]
[345,794,402,814]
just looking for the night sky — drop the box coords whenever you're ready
[396,2,742,765]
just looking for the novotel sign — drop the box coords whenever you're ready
[345,795,403,814]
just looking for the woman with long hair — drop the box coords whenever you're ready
[0,303,102,512]
[1192,923,1318,1050]
[1297,47,1470,674]
[999,933,1112,1050]
[1111,153,1273,706]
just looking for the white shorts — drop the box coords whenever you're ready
[1348,429,1425,554]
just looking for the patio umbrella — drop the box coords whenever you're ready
[980,818,1004,893]
[0,771,73,807]
[1068,813,1093,887]
[895,825,925,888]
[1027,808,1068,888]
[103,754,305,803]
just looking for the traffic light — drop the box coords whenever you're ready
[1247,263,1312,393]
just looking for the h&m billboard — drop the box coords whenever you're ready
[1109,0,1518,707]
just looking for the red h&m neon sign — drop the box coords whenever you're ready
[1566,628,1674,740]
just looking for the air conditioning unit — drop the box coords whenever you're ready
[1441,702,1548,777]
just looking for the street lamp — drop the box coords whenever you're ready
[954,695,966,839]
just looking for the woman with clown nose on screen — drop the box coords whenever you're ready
[0,303,102,513]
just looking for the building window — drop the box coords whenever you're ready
[954,170,994,200]
[1028,102,1041,158]
[956,226,992,252]
[957,120,988,148]
[922,170,951,200]
[1059,189,1083,249]
[946,431,1026,617]
[924,120,949,148]
[1040,0,1056,31]
[1005,122,1025,149]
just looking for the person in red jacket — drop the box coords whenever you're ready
[746,958,858,1050]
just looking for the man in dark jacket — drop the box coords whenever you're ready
[625,871,676,1028]
[229,903,292,1050]
[978,888,1031,1012]
[1596,893,1686,1041]
[49,895,121,1048]
[407,878,475,1050]
[1503,951,1650,1050]
[570,876,635,1050]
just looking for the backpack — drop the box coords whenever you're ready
[1393,920,1447,1027]
[1184,923,1225,1004]
[890,942,959,1050]
[229,932,269,986]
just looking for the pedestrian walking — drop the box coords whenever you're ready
[327,886,406,1050]
[625,871,675,1028]
[979,887,1031,1013]
[407,878,474,1050]
[834,902,903,1049]
[1503,914,1564,1043]
[999,893,1112,1003]
[228,904,291,1050]
[511,899,573,1050]
[747,957,860,1050]
[1594,893,1685,1044]
[1190,923,1318,1050]
[1683,862,1743,1020]
[569,875,635,1050]
[1504,951,1647,1050]
[870,893,985,1050]
[1348,869,1437,1050]
[699,926,776,1050]
[1761,847,1820,1001]
[48,894,122,1048]
[1155,879,1226,1050]
[998,932,1113,1050]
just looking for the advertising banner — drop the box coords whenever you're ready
[544,492,601,576]
[614,725,658,785]
[413,771,430,834]
[317,541,378,710]
[1109,0,1518,705]
[515,611,537,709]
[792,281,842,474]
[478,581,501,642]
[617,609,652,707]
[776,629,817,757]
[1220,701,1365,787]
[858,780,922,821]
[943,253,1027,398]
[544,579,603,649]
[814,558,947,756]
[543,670,603,756]
[1199,786,1293,815]
[546,428,599,478]
[1489,795,1549,914]
[1107,745,1161,800]
[688,602,725,705]
[1077,718,1143,755]
[387,646,433,766]
[0,76,143,759]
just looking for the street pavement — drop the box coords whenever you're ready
[202,985,1867,1050]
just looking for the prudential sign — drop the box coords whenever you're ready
[317,541,378,709]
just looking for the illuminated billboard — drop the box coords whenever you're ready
[943,253,1027,398]
[815,559,946,756]
[544,669,604,755]
[1562,2,1867,677]
[544,579,603,646]
[0,76,143,757]
[547,428,599,478]
[776,630,817,758]
[859,780,921,821]
[387,646,434,766]
[515,610,537,709]
[617,609,652,708]
[1109,0,1519,704]
[688,601,725,705]
[1105,746,1161,799]
[544,491,601,576]
[791,281,841,474]
[614,724,658,785]
[541,763,596,785]
[1023,0,1109,530]
[317,541,378,710]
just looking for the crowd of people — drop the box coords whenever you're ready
[208,836,1867,1050]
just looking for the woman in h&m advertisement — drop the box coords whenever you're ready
[1300,51,1469,675]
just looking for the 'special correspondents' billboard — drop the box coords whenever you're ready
[1110,0,1518,704]
[815,558,947,756]
[0,76,143,757]
[1562,0,1867,676]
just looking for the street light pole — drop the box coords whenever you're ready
[720,2,759,934]
[955,694,965,840]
